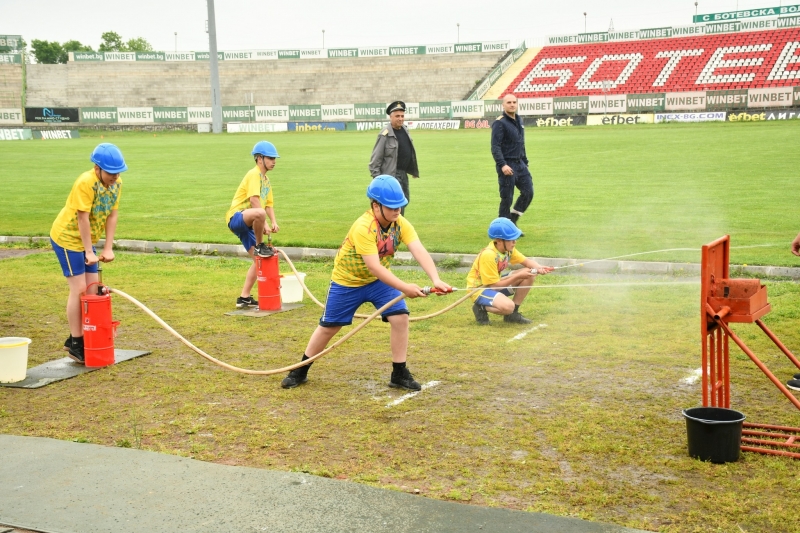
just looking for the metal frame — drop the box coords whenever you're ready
[701,235,800,457]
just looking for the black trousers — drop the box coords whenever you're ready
[394,170,410,216]
[497,162,534,219]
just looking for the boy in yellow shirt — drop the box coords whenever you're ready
[281,176,451,390]
[467,218,553,325]
[50,143,128,363]
[225,141,280,308]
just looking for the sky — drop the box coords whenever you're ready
[3,0,793,52]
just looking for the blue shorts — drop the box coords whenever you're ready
[475,288,514,307]
[320,280,409,327]
[51,239,99,277]
[228,211,256,252]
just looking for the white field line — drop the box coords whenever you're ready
[682,368,703,385]
[508,323,548,342]
[386,380,441,408]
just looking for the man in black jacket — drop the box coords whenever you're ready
[369,101,419,215]
[491,93,533,228]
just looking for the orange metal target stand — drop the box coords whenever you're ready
[702,235,800,459]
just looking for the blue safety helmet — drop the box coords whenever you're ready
[488,217,523,240]
[90,143,128,173]
[252,141,280,158]
[367,175,408,209]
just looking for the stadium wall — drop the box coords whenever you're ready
[25,53,505,109]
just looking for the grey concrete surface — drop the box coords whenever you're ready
[0,435,648,533]
[3,235,795,279]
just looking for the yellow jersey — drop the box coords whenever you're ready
[225,166,273,223]
[466,241,526,300]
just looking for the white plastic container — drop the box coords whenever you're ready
[0,337,31,383]
[280,273,306,303]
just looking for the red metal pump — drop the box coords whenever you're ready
[81,282,120,367]
[256,244,281,311]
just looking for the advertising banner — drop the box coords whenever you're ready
[0,128,31,140]
[705,90,749,110]
[518,98,553,116]
[81,107,118,123]
[346,121,389,131]
[455,43,482,54]
[255,106,290,122]
[450,100,484,118]
[609,30,640,42]
[104,52,137,62]
[705,22,742,34]
[25,107,80,124]
[117,107,154,124]
[483,100,503,117]
[354,103,387,121]
[195,52,224,61]
[223,51,257,61]
[778,14,800,27]
[227,123,288,133]
[741,19,779,31]
[655,112,727,122]
[524,115,587,127]
[627,93,666,113]
[0,53,22,64]
[187,107,212,123]
[328,48,358,58]
[358,47,389,58]
[0,108,23,125]
[136,52,165,61]
[462,118,495,129]
[587,114,654,126]
[222,106,256,122]
[73,52,104,61]
[427,44,454,55]
[553,96,589,115]
[589,95,627,113]
[288,105,322,121]
[278,50,300,59]
[405,120,460,130]
[795,87,800,106]
[728,109,800,121]
[32,129,80,139]
[403,103,420,120]
[665,92,707,111]
[389,46,426,56]
[748,87,794,107]
[0,35,23,52]
[165,52,196,62]
[419,102,452,119]
[693,5,800,23]
[300,49,325,60]
[321,104,355,121]
[288,122,346,131]
[481,41,509,52]
[639,27,673,39]
[153,107,189,123]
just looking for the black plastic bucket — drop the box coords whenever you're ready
[683,407,746,463]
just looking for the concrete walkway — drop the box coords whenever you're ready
[0,435,648,533]
[2,235,799,278]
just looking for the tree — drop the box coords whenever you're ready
[31,39,64,64]
[98,31,125,52]
[125,37,153,52]
[30,39,93,64]
[98,31,153,52]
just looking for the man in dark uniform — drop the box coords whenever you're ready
[491,93,533,229]
[369,101,419,216]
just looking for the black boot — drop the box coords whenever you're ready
[472,302,489,325]
[281,355,312,389]
[67,336,85,364]
[504,305,532,324]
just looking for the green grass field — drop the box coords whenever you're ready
[1,120,799,266]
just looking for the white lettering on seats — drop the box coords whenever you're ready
[575,53,644,90]
[653,49,704,87]
[767,41,800,81]
[696,44,772,85]
[513,56,588,93]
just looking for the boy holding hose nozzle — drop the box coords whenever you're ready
[468,218,553,325]
[50,143,128,364]
[281,176,450,391]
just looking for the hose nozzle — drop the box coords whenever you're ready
[422,286,453,296]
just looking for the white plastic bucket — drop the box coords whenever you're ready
[280,273,306,303]
[0,337,31,383]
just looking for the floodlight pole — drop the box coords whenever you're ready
[207,0,223,134]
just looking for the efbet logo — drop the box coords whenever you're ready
[728,112,766,122]
[42,108,63,121]
[535,117,575,127]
